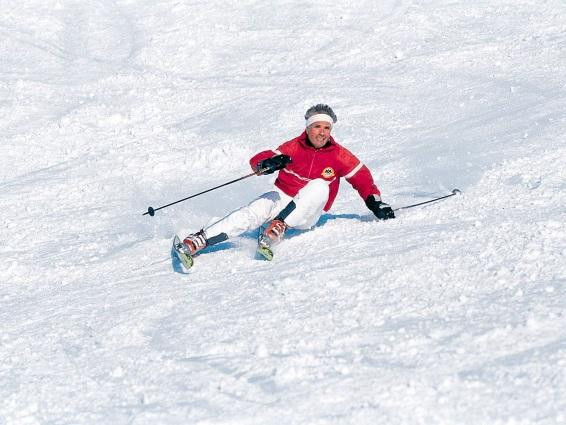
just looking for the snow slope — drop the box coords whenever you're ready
[1,1,565,424]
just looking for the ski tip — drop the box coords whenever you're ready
[452,188,462,195]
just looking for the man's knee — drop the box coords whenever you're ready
[298,178,329,201]
[285,180,329,229]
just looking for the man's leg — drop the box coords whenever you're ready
[283,179,329,229]
[182,190,290,255]
[262,179,329,242]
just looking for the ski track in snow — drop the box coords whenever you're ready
[1,1,565,424]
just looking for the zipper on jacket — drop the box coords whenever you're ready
[307,149,317,179]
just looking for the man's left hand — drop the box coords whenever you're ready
[365,195,395,220]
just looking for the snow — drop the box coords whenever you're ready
[1,0,565,424]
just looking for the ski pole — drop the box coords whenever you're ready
[143,168,270,217]
[394,188,461,212]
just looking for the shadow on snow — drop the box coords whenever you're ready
[170,213,373,272]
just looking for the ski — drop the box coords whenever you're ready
[256,244,274,261]
[173,235,194,270]
[256,233,274,261]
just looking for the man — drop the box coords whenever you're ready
[180,104,394,257]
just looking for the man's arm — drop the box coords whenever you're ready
[340,149,395,220]
[344,162,381,201]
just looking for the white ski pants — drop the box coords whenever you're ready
[205,178,330,240]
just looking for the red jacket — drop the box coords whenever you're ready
[249,131,381,211]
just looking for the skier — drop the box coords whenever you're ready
[179,104,395,259]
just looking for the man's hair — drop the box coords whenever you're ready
[304,104,337,123]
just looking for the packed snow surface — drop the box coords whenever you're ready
[1,1,565,424]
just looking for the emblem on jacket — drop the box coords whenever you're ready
[322,167,335,178]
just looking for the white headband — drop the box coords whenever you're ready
[306,113,334,128]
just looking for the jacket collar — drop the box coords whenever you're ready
[298,130,336,150]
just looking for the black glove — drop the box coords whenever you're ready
[257,154,292,175]
[365,195,395,220]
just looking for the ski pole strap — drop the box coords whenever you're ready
[394,189,461,212]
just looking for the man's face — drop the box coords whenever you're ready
[306,121,332,148]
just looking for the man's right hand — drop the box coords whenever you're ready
[256,154,292,175]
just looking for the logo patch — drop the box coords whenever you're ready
[321,167,335,179]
